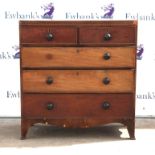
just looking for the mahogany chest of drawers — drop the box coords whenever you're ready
[20,21,137,139]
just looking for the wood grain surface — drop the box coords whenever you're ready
[21,47,136,68]
[22,93,134,118]
[22,70,135,93]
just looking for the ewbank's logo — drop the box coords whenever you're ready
[65,3,115,20]
[0,45,20,60]
[41,2,55,19]
[137,44,144,60]
[4,2,55,20]
[101,3,114,19]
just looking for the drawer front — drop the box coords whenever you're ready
[22,70,135,93]
[21,47,136,68]
[79,26,136,45]
[20,26,77,45]
[22,94,134,118]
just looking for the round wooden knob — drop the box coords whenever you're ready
[103,77,110,85]
[47,33,54,41]
[104,33,112,41]
[102,102,110,110]
[46,103,54,110]
[103,52,111,60]
[46,76,53,85]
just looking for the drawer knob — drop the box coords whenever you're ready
[103,77,110,85]
[102,102,110,110]
[103,52,111,60]
[47,33,54,41]
[46,76,53,85]
[104,33,112,41]
[46,103,54,110]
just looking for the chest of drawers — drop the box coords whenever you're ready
[20,21,137,139]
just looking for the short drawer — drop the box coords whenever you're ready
[21,47,136,69]
[79,26,136,45]
[22,70,135,93]
[20,25,77,45]
[22,94,134,118]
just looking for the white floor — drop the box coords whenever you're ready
[0,118,155,155]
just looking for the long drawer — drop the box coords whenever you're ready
[21,47,136,68]
[22,70,135,93]
[22,94,134,118]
